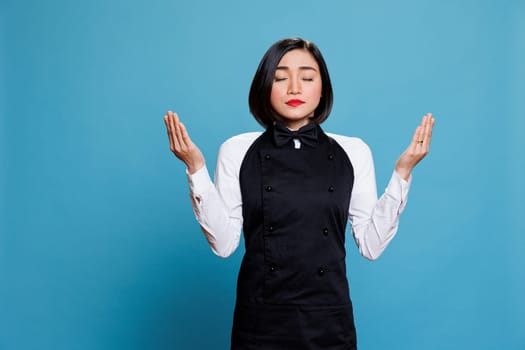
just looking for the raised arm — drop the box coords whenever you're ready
[163,111,244,257]
[346,113,435,260]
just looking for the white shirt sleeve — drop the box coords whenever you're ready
[330,134,411,260]
[186,132,261,258]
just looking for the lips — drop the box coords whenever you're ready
[285,99,305,107]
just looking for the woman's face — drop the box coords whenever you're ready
[270,49,322,130]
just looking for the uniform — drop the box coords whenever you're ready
[186,123,411,349]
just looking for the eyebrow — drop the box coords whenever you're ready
[276,66,318,72]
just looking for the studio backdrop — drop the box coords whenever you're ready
[1,0,524,349]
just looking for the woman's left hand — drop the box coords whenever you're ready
[395,113,435,181]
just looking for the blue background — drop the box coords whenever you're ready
[1,0,524,349]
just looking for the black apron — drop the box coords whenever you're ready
[232,124,356,349]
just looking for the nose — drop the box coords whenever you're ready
[287,77,301,95]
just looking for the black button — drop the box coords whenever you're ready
[270,264,278,272]
[266,185,272,192]
[323,228,328,236]
[328,154,334,160]
[328,186,334,192]
[265,154,271,160]
[318,268,325,276]
[269,226,274,232]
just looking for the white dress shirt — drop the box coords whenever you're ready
[186,131,411,260]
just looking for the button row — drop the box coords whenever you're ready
[264,153,334,160]
[268,265,327,277]
[264,149,332,279]
[265,185,335,192]
[266,225,329,237]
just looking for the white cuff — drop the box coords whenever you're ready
[387,171,411,198]
[386,170,412,213]
[186,165,213,195]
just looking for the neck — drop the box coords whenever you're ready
[279,119,312,131]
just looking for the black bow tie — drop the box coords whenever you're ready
[273,123,318,148]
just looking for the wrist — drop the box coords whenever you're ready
[187,159,205,175]
[395,164,412,181]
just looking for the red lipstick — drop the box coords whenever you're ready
[286,99,305,107]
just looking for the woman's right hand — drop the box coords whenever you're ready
[164,111,205,174]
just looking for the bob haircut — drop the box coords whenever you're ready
[249,38,333,128]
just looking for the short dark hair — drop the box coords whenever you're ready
[248,38,334,128]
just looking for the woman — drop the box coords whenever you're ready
[164,38,434,349]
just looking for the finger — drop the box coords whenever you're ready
[419,114,429,146]
[416,114,430,148]
[172,112,187,151]
[166,111,176,141]
[178,121,193,147]
[168,112,182,151]
[413,125,424,149]
[422,113,435,151]
[164,112,174,137]
[164,111,174,133]
[426,114,435,138]
[173,113,184,149]
[164,115,175,151]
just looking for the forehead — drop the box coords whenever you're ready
[277,49,319,69]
